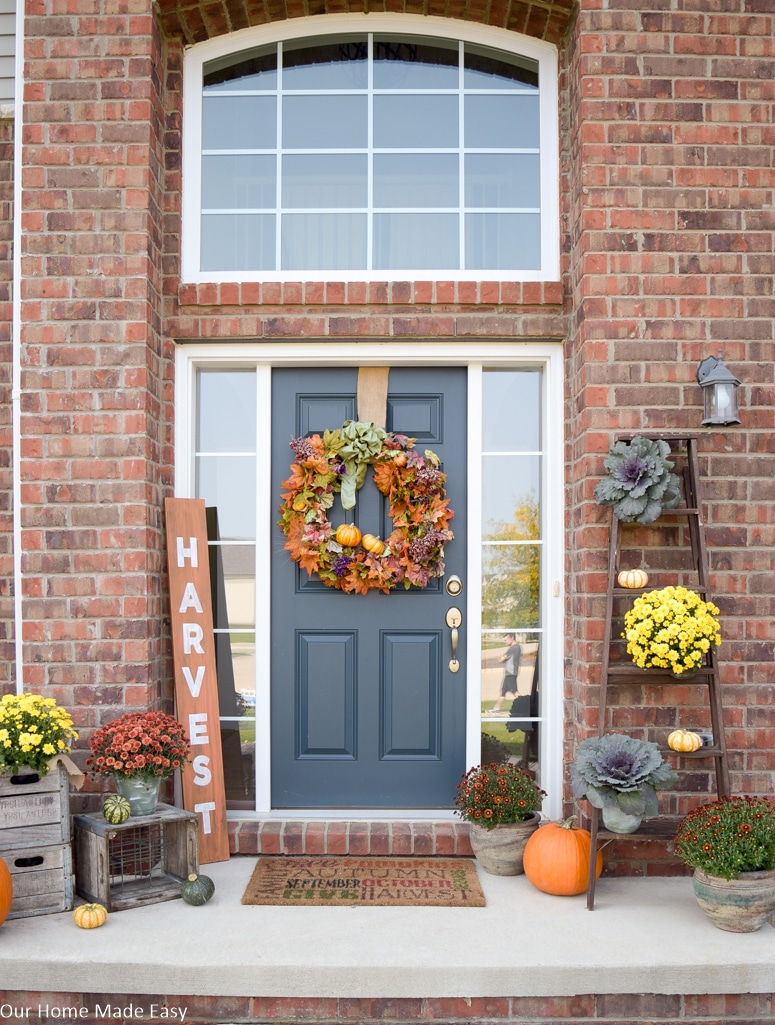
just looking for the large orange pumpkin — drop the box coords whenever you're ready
[0,856,12,926]
[523,816,603,896]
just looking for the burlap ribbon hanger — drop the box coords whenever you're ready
[356,367,389,430]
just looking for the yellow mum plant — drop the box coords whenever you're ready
[622,585,721,675]
[0,693,78,775]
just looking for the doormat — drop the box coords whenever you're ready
[241,856,486,907]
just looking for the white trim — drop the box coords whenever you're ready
[175,339,565,820]
[182,14,560,284]
[11,0,23,693]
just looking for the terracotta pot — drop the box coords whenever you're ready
[692,868,775,933]
[468,815,540,876]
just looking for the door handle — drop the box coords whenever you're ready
[446,607,462,673]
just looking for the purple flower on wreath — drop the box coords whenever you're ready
[289,436,316,462]
[332,555,352,577]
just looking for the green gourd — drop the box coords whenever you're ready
[102,795,132,824]
[180,873,215,906]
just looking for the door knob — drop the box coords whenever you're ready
[446,607,462,673]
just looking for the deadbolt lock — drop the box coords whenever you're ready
[445,574,463,596]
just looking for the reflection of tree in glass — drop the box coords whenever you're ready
[483,495,540,628]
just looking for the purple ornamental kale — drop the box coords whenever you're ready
[594,437,681,524]
[570,733,678,816]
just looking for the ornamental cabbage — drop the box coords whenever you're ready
[594,437,681,524]
[570,733,678,816]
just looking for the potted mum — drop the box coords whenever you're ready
[623,585,721,676]
[0,693,78,779]
[570,733,677,833]
[455,762,546,875]
[87,711,190,816]
[674,796,775,933]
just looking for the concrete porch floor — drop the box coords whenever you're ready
[1,855,774,1000]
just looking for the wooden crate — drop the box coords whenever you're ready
[0,763,70,852]
[73,803,199,911]
[5,841,74,918]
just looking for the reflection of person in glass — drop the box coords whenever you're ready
[491,632,522,713]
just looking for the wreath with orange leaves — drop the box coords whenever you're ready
[278,420,454,595]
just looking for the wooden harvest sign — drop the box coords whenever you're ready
[164,498,229,864]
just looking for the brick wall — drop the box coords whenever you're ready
[562,0,775,813]
[18,0,174,800]
[0,991,773,1024]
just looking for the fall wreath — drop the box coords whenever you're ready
[278,420,454,595]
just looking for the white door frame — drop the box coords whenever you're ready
[175,340,565,820]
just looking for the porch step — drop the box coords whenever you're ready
[228,819,475,858]
[227,818,689,875]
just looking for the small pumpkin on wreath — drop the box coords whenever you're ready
[278,420,454,595]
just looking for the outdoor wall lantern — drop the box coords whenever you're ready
[696,352,741,426]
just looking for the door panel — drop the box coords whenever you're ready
[271,366,466,808]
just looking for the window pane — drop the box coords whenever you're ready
[196,455,257,540]
[204,48,277,91]
[282,154,367,208]
[373,213,458,269]
[202,95,276,150]
[373,154,458,208]
[210,544,256,629]
[283,95,367,149]
[481,633,540,767]
[483,371,542,451]
[201,214,275,271]
[196,370,257,453]
[465,154,540,208]
[281,213,367,270]
[482,456,541,536]
[464,94,540,149]
[222,720,256,807]
[373,36,458,89]
[283,37,367,90]
[482,543,541,630]
[466,213,540,270]
[373,95,458,148]
[464,45,538,90]
[202,155,276,209]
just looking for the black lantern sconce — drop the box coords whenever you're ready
[696,352,741,427]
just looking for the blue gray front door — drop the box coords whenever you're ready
[271,367,467,809]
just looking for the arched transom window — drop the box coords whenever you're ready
[183,16,559,281]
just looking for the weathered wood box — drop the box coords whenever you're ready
[0,764,70,852]
[74,803,199,911]
[0,764,74,917]
[4,842,74,919]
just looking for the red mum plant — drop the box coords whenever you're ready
[675,796,775,880]
[454,762,546,831]
[87,711,190,781]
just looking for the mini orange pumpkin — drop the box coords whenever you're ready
[0,856,12,927]
[523,816,602,896]
[618,568,649,589]
[73,902,108,929]
[334,523,361,547]
[667,728,702,753]
[361,533,385,556]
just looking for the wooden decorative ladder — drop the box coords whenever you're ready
[585,434,730,909]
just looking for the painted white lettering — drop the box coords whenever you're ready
[178,582,203,614]
[195,801,216,834]
[176,536,198,568]
[182,623,204,654]
[181,665,205,698]
[192,754,212,786]
[189,712,210,745]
